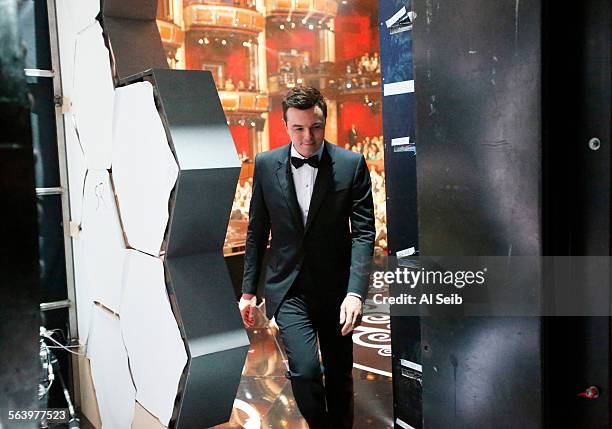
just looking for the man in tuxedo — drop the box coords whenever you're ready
[239,86,375,429]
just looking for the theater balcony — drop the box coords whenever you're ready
[218,90,269,114]
[265,0,338,20]
[268,63,334,95]
[156,0,184,66]
[183,0,265,36]
[157,19,184,53]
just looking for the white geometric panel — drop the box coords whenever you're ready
[55,0,100,103]
[112,82,179,256]
[120,250,188,426]
[79,170,126,313]
[87,305,136,429]
[65,0,100,35]
[72,22,114,170]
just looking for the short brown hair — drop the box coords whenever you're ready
[282,86,327,122]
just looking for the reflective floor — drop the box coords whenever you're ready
[214,295,393,429]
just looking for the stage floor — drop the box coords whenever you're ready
[214,293,393,429]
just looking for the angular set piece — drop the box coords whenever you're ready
[58,0,249,427]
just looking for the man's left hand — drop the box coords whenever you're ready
[339,295,363,336]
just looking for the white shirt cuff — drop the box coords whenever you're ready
[346,292,363,301]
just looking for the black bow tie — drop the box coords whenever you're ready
[291,156,320,169]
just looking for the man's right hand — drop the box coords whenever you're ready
[239,294,257,328]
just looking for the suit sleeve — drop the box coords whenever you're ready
[347,155,376,299]
[242,154,271,295]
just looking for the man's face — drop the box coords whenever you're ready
[283,106,325,158]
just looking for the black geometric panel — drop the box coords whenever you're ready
[150,68,241,256]
[100,0,168,84]
[102,0,157,19]
[148,68,248,428]
[165,253,246,342]
[180,347,247,427]
[168,168,239,255]
[166,254,249,429]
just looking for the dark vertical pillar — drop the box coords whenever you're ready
[542,0,611,427]
[379,0,419,257]
[0,1,40,426]
[388,0,611,426]
[377,2,422,428]
[412,0,543,427]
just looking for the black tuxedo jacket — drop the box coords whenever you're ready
[242,141,375,318]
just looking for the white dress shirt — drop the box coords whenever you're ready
[290,144,323,225]
[290,143,363,303]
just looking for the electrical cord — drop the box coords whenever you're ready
[40,328,85,357]
[39,327,81,428]
[38,339,55,399]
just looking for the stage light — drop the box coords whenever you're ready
[250,121,256,127]
[308,24,314,30]
[291,22,296,28]
[197,38,204,45]
[280,24,285,29]
[221,39,227,45]
[346,82,352,88]
[301,18,307,24]
[296,78,303,84]
[204,37,210,44]
[286,17,291,22]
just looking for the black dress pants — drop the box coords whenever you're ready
[275,282,354,429]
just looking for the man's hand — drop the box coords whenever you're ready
[339,295,363,336]
[239,294,257,328]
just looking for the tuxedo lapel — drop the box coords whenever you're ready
[304,142,334,234]
[275,145,304,233]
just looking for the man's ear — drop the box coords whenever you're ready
[282,118,289,132]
